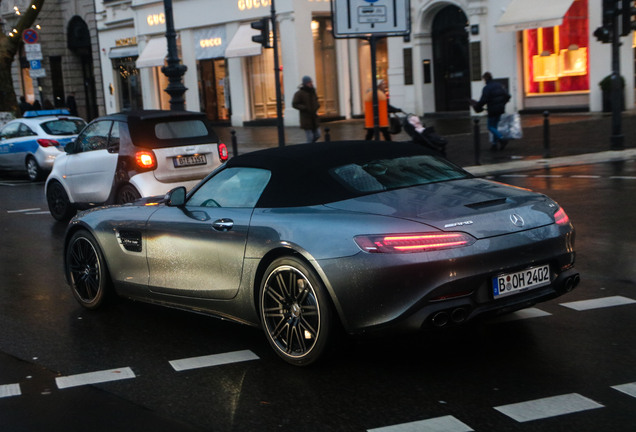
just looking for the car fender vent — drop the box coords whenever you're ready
[117,230,142,252]
[465,198,508,210]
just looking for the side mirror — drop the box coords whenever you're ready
[166,186,186,207]
[65,140,77,154]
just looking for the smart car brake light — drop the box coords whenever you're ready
[135,150,157,170]
[554,207,570,225]
[37,139,59,147]
[218,143,229,162]
[354,232,475,253]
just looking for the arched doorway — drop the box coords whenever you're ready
[432,6,470,112]
[67,16,98,120]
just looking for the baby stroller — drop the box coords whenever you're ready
[402,114,447,157]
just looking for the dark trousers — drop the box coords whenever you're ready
[365,127,392,141]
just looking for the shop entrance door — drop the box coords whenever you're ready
[198,58,229,122]
[432,6,471,112]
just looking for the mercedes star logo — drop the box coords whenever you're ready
[510,214,525,227]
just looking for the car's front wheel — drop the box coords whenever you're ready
[46,181,76,221]
[116,184,141,204]
[65,230,112,309]
[26,157,43,182]
[259,256,334,366]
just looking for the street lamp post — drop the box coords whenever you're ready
[161,0,187,111]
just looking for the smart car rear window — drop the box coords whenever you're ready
[330,155,469,194]
[155,120,209,139]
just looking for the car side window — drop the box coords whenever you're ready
[76,121,113,152]
[1,123,20,139]
[188,167,271,208]
[108,121,121,151]
[18,124,35,137]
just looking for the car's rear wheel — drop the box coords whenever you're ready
[46,181,76,221]
[116,184,141,204]
[259,256,334,366]
[26,157,43,182]
[66,230,112,310]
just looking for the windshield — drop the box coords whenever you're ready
[41,119,86,136]
[330,155,469,194]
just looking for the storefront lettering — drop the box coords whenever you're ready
[147,13,165,26]
[200,37,223,48]
[237,0,271,11]
[116,37,137,47]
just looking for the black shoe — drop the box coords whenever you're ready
[499,139,508,150]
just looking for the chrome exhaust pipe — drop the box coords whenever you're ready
[451,307,467,324]
[432,311,449,327]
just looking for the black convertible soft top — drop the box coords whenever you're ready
[225,140,463,208]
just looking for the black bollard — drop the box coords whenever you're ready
[325,127,331,142]
[473,118,481,166]
[231,130,238,158]
[543,111,551,158]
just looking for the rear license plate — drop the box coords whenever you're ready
[493,264,550,299]
[173,154,207,168]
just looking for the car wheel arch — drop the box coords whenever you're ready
[63,224,116,289]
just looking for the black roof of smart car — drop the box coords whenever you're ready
[225,140,464,208]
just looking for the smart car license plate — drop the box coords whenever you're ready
[174,154,206,167]
[492,264,550,299]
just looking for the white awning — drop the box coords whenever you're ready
[135,38,167,68]
[495,0,575,32]
[108,46,139,59]
[224,24,262,58]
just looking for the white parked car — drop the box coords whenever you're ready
[45,110,228,221]
[0,110,86,181]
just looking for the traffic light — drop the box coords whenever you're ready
[621,0,636,36]
[595,0,616,43]
[594,25,612,43]
[251,18,271,48]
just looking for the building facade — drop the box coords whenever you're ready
[94,0,635,127]
[2,0,105,120]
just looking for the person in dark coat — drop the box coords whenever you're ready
[292,76,320,143]
[18,96,33,116]
[66,92,78,116]
[471,72,511,150]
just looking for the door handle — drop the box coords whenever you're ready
[212,218,233,231]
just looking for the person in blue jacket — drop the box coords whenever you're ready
[471,72,511,151]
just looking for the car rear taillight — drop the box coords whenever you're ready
[218,142,229,162]
[354,232,475,253]
[554,207,570,225]
[135,150,157,170]
[37,139,59,147]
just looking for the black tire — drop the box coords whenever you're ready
[26,157,43,182]
[116,184,141,204]
[259,256,334,366]
[46,181,76,221]
[65,230,112,309]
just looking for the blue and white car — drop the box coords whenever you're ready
[0,110,86,181]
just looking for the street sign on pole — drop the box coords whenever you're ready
[25,43,43,61]
[22,28,39,44]
[331,0,410,38]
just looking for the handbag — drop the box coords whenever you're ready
[389,114,402,135]
[498,113,523,140]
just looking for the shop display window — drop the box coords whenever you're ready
[523,0,589,94]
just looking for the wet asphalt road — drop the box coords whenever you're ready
[1,160,636,431]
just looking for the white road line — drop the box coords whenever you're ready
[367,415,473,432]
[535,175,563,178]
[494,393,603,422]
[570,175,601,179]
[0,383,21,398]
[491,308,551,322]
[56,367,136,389]
[612,382,636,398]
[560,295,636,311]
[0,182,17,187]
[169,350,259,372]
[7,208,40,213]
[26,211,51,215]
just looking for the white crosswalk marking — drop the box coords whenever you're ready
[367,415,473,432]
[7,208,40,213]
[612,382,636,398]
[494,393,603,422]
[560,296,636,311]
[56,367,136,389]
[170,350,259,372]
[0,383,21,398]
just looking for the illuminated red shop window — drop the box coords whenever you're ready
[523,0,589,95]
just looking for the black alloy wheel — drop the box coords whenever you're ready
[66,230,111,309]
[46,181,76,221]
[259,256,333,366]
[116,184,141,204]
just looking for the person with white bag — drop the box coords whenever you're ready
[470,72,511,151]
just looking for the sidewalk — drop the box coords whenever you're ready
[214,110,636,176]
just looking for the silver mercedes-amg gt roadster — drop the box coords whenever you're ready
[63,140,579,365]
